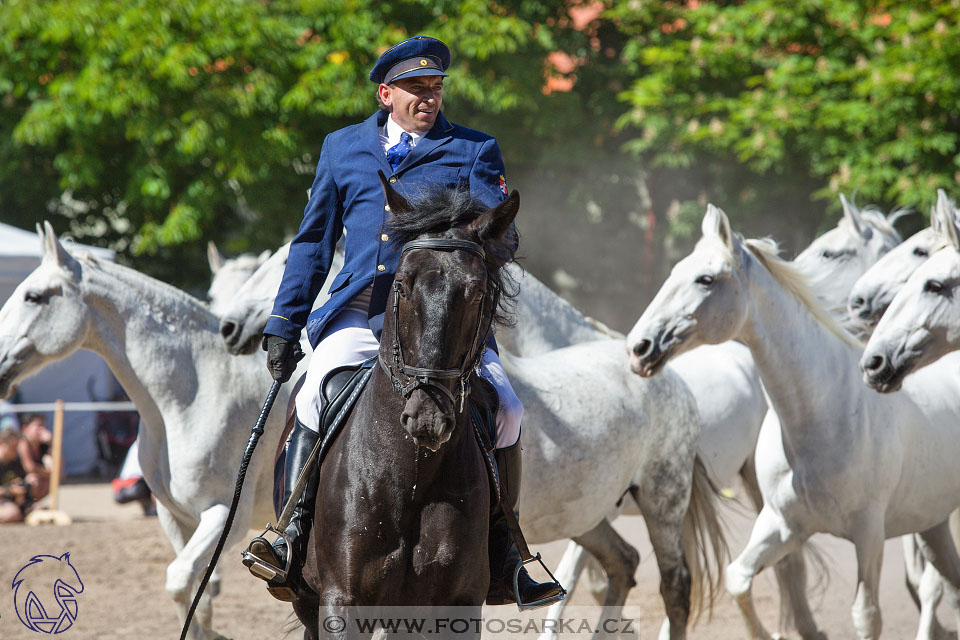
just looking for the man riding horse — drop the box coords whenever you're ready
[243,35,562,607]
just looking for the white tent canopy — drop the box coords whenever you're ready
[0,222,125,476]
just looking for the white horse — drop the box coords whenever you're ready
[206,241,271,316]
[628,205,960,640]
[218,247,726,638]
[0,224,287,640]
[861,193,960,389]
[847,190,960,640]
[848,191,955,330]
[793,194,903,314]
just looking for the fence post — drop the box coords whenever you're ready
[50,398,65,511]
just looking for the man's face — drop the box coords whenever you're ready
[379,76,444,134]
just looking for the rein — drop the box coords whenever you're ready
[377,238,499,412]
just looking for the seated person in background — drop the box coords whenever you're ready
[17,413,52,501]
[0,427,31,523]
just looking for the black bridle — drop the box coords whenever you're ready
[378,238,499,412]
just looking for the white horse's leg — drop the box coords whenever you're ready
[916,520,960,639]
[156,503,217,640]
[904,534,952,640]
[916,560,945,640]
[537,541,590,640]
[571,519,640,640]
[739,459,822,640]
[163,503,238,640]
[850,520,885,640]
[726,507,805,640]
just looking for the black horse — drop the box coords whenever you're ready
[293,176,521,637]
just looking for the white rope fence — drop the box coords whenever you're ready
[6,401,137,412]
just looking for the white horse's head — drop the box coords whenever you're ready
[861,198,960,392]
[627,205,749,376]
[848,191,955,329]
[218,242,291,355]
[206,241,271,317]
[0,223,90,399]
[794,194,902,312]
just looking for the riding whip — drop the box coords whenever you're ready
[179,379,282,640]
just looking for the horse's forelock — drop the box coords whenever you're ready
[389,186,518,328]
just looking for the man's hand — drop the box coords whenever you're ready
[262,335,304,383]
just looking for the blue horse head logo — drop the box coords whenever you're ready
[12,553,84,634]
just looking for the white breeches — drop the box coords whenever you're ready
[295,309,522,448]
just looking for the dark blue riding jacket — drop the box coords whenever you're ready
[264,109,511,348]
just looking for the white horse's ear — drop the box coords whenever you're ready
[840,193,870,238]
[944,208,960,252]
[257,249,272,265]
[40,221,79,272]
[207,241,224,274]
[702,204,734,251]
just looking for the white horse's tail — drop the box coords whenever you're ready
[683,455,730,625]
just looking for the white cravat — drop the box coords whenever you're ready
[380,115,423,155]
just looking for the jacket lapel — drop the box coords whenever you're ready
[363,110,394,176]
[396,111,454,173]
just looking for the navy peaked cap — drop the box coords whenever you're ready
[369,36,450,85]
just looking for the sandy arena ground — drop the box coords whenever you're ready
[0,481,943,639]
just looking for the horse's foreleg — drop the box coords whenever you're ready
[537,541,589,640]
[850,517,885,640]
[164,504,246,640]
[571,519,640,640]
[726,507,805,640]
[915,520,960,640]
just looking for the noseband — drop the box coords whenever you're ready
[378,238,499,412]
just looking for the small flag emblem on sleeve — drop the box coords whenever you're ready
[499,174,507,196]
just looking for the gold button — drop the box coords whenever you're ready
[377,264,386,272]
[381,233,389,242]
[389,177,397,183]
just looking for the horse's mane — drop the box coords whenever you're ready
[742,237,864,349]
[71,250,218,330]
[388,186,519,327]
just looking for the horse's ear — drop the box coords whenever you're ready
[470,190,519,243]
[936,193,960,251]
[702,204,734,251]
[40,221,79,272]
[840,193,871,239]
[207,241,224,274]
[378,170,412,215]
[257,248,272,265]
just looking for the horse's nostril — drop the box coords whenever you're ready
[865,354,885,372]
[632,339,652,357]
[850,296,865,310]
[219,321,236,341]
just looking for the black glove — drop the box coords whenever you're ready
[262,335,304,383]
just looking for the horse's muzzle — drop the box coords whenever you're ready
[401,389,454,451]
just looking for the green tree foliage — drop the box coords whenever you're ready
[613,0,960,220]
[0,0,555,285]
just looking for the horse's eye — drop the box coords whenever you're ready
[923,279,945,294]
[695,275,714,287]
[24,291,43,304]
[913,247,929,258]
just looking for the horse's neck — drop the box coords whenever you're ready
[79,264,223,434]
[738,255,865,445]
[508,267,605,355]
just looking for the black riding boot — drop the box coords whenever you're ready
[486,440,564,608]
[243,419,320,602]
